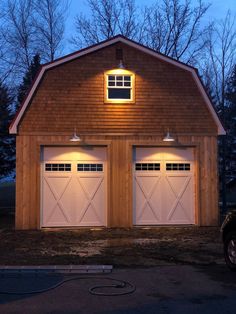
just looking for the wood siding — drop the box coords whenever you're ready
[15,134,218,229]
[18,42,217,135]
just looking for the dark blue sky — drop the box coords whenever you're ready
[65,0,236,49]
[68,0,236,24]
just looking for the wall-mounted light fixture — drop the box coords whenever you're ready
[70,128,81,142]
[163,130,175,142]
[118,60,125,69]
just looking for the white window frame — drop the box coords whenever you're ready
[104,69,135,103]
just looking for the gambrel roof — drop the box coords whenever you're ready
[9,35,225,135]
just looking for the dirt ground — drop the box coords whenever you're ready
[0,213,224,267]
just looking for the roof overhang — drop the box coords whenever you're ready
[9,35,226,135]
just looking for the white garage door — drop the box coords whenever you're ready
[41,147,107,227]
[134,147,195,225]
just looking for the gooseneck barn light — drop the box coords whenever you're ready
[118,60,125,69]
[162,130,175,142]
[70,128,81,142]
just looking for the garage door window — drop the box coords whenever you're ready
[135,163,160,171]
[166,163,190,171]
[45,163,71,171]
[77,164,103,172]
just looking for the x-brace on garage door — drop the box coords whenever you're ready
[41,147,107,227]
[133,147,195,225]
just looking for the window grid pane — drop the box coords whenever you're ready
[107,75,132,89]
[77,164,103,172]
[166,163,191,171]
[108,89,131,99]
[124,82,131,86]
[45,163,71,172]
[135,163,160,171]
[124,76,131,81]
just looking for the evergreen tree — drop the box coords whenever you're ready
[17,54,41,109]
[0,81,14,179]
[225,65,236,180]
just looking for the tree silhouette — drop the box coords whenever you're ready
[0,81,14,179]
[17,53,41,109]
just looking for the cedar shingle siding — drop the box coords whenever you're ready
[19,43,217,134]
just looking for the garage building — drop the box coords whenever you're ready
[9,35,225,229]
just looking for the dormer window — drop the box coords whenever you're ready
[105,69,134,103]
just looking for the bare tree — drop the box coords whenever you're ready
[72,0,210,64]
[34,0,70,62]
[2,0,36,73]
[203,11,236,109]
[71,0,140,48]
[141,0,210,64]
[0,3,8,82]
[202,11,236,214]
[0,0,69,85]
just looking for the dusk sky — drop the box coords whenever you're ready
[65,0,236,51]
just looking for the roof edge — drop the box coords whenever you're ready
[9,34,225,135]
[192,70,226,135]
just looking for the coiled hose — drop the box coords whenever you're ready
[0,276,136,296]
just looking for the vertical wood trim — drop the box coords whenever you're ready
[203,136,210,225]
[31,138,41,229]
[105,143,111,227]
[109,139,131,227]
[211,136,219,225]
[127,141,133,226]
[199,136,219,226]
[29,136,35,228]
[22,136,30,229]
[36,142,41,228]
[192,138,200,226]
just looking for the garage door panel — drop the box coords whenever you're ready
[161,174,194,224]
[92,182,105,221]
[44,175,73,201]
[78,175,104,200]
[75,175,105,225]
[135,175,161,198]
[42,175,74,226]
[165,175,190,197]
[76,204,101,226]
[180,179,193,208]
[134,180,146,219]
[166,203,190,224]
[134,148,195,225]
[44,147,106,162]
[45,204,71,226]
[41,147,107,227]
[42,197,72,226]
[137,203,161,225]
[134,174,162,224]
[136,202,160,225]
[163,148,194,161]
[135,148,163,161]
